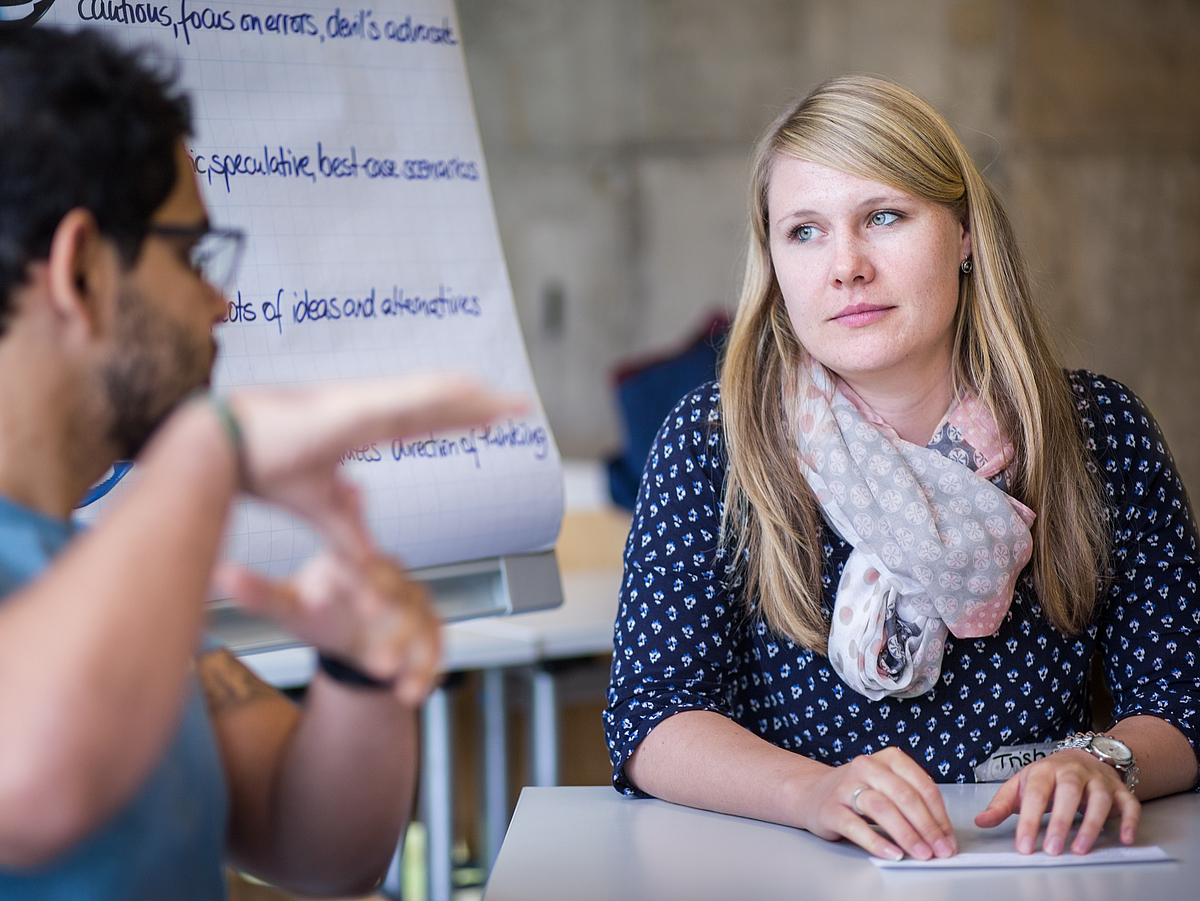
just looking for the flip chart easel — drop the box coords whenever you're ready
[54,0,565,621]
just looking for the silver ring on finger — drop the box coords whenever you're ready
[850,785,869,816]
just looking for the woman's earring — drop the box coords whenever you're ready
[960,257,973,274]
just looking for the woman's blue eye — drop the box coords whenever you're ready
[870,211,900,227]
[793,225,816,242]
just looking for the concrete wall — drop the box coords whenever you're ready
[458,0,1200,490]
[1006,0,1200,487]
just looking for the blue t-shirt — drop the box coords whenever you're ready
[0,494,229,900]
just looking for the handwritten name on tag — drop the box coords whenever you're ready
[973,742,1059,782]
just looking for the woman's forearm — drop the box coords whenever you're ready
[627,709,958,861]
[1108,715,1198,799]
[625,709,831,829]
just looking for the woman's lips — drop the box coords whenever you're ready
[831,303,894,327]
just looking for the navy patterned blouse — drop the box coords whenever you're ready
[604,372,1200,792]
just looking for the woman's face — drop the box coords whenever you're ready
[767,156,970,398]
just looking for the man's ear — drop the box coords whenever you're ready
[44,208,120,338]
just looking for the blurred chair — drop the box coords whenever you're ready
[606,314,729,509]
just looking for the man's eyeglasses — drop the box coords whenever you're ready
[146,224,246,293]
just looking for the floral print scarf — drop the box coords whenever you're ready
[795,362,1036,700]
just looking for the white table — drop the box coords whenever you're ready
[415,572,619,899]
[483,785,1200,901]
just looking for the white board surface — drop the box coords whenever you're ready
[52,0,563,574]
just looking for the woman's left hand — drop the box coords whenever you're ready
[974,749,1140,855]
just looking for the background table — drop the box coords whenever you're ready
[483,785,1200,901]
[219,462,629,901]
[460,568,622,788]
[225,566,622,901]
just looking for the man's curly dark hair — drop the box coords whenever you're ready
[0,27,192,332]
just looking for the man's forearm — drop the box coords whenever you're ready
[254,674,418,895]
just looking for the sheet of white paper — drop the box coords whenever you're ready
[873,844,1172,869]
[55,1,564,574]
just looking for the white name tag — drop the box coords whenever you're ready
[973,742,1059,782]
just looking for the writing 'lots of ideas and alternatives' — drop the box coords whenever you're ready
[226,284,480,334]
[79,2,457,48]
[224,281,544,467]
[226,286,548,468]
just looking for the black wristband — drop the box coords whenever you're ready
[317,652,393,690]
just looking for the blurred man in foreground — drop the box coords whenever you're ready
[0,26,517,898]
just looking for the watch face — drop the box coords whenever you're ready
[1092,735,1133,765]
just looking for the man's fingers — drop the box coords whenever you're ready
[217,550,442,708]
[331,555,442,703]
[393,626,442,707]
[234,373,528,486]
[215,564,300,621]
[392,589,442,699]
[307,479,375,565]
[364,374,528,444]
[366,592,440,707]
[330,373,528,446]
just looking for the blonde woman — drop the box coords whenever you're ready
[604,75,1200,861]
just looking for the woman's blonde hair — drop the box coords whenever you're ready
[720,75,1109,650]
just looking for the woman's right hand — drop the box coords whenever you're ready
[800,747,958,860]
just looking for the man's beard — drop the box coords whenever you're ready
[101,286,216,460]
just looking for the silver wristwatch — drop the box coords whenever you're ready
[1056,732,1139,791]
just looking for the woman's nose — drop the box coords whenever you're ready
[829,233,874,287]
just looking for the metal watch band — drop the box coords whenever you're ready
[1056,731,1140,792]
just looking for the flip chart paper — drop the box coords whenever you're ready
[872,844,1171,869]
[54,0,564,574]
